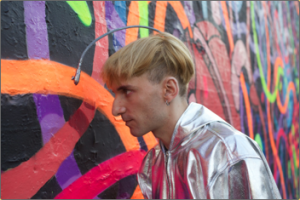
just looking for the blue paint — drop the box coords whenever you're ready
[105,1,126,51]
[282,65,290,99]
[286,93,293,128]
[202,1,208,19]
[114,1,127,25]
[113,34,124,52]
[273,105,279,132]
[278,3,284,36]
[227,1,243,13]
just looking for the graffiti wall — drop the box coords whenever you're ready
[1,1,299,199]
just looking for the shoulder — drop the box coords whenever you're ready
[194,121,262,162]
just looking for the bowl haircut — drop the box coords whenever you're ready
[101,32,195,97]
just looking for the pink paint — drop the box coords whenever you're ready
[194,21,232,124]
[261,92,265,103]
[54,150,146,199]
[231,40,252,111]
[211,1,222,25]
[92,2,108,86]
[203,75,208,98]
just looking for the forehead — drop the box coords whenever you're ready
[110,73,151,91]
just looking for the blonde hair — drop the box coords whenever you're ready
[101,32,194,97]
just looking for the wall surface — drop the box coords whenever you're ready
[1,1,299,199]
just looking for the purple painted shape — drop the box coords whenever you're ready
[105,1,126,47]
[24,1,49,59]
[278,113,284,130]
[24,1,82,191]
[33,94,65,144]
[24,1,66,145]
[173,29,181,38]
[253,67,260,82]
[231,22,247,36]
[184,1,196,25]
[33,94,64,120]
[55,150,82,190]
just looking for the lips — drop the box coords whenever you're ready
[121,115,134,127]
[125,119,133,126]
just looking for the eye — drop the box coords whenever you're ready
[125,90,132,95]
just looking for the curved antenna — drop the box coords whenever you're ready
[71,25,162,85]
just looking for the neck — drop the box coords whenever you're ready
[153,97,188,150]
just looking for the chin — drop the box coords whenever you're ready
[129,129,146,138]
[130,132,143,137]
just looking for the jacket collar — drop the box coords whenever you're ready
[160,102,226,153]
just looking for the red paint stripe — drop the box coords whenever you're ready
[54,150,146,199]
[1,102,96,199]
[92,1,108,86]
[275,126,299,185]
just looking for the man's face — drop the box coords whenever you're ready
[110,73,167,137]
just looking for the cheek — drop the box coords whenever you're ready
[145,101,165,122]
[133,90,164,121]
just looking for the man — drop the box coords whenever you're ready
[101,32,281,199]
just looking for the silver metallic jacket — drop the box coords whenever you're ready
[137,102,281,199]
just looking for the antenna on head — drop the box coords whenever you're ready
[72,25,162,85]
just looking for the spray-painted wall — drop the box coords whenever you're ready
[1,1,299,199]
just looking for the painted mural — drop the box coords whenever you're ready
[1,1,299,199]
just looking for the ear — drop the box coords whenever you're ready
[162,76,179,102]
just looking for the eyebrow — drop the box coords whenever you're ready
[117,85,134,91]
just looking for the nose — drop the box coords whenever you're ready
[112,96,126,116]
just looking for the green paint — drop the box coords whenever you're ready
[288,161,291,179]
[283,75,288,97]
[138,1,149,38]
[66,1,92,26]
[296,78,299,94]
[292,146,298,174]
[291,125,295,136]
[292,145,298,189]
[279,81,282,91]
[251,2,285,103]
[254,133,263,151]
